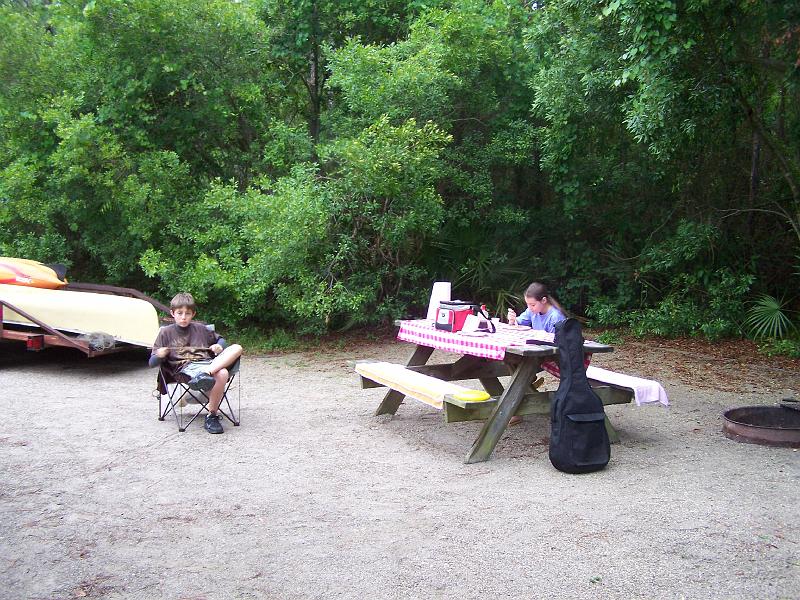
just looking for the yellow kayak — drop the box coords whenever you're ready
[0,283,160,347]
[0,257,67,289]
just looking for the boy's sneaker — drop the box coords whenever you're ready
[204,414,224,434]
[187,372,215,392]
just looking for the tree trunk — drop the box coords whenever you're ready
[307,0,321,146]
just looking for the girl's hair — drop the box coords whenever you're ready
[170,292,197,312]
[524,282,566,315]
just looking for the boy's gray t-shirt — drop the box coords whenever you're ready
[152,322,221,379]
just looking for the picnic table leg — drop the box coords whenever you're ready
[465,357,540,464]
[479,377,505,397]
[604,416,620,444]
[484,354,543,396]
[374,345,435,416]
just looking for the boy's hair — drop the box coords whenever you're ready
[170,292,197,313]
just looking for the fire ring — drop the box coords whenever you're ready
[722,403,800,448]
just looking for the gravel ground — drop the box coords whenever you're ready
[0,335,798,600]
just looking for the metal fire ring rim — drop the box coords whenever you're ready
[722,405,800,448]
[723,405,800,430]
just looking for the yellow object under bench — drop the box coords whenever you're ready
[354,361,490,409]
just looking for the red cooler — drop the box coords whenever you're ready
[435,301,478,332]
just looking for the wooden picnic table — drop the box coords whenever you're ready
[375,319,617,463]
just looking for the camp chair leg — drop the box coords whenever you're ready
[156,365,241,432]
[173,389,196,432]
[170,384,239,430]
[156,383,202,432]
[156,391,166,421]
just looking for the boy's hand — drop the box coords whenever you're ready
[210,343,223,356]
[506,308,517,324]
[155,347,170,358]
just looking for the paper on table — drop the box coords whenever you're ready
[426,281,451,321]
[526,330,555,343]
[462,314,481,332]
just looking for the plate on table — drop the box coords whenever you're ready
[526,331,556,344]
[459,331,489,337]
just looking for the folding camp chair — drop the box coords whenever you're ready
[155,359,241,432]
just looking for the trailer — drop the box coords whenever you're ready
[0,282,169,357]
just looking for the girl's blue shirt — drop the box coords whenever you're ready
[516,306,566,333]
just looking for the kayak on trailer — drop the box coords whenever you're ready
[0,283,160,348]
[0,257,67,289]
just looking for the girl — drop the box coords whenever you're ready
[506,282,566,333]
[506,282,566,426]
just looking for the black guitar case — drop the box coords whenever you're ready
[549,318,611,473]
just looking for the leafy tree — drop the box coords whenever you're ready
[259,0,442,144]
[1,0,306,286]
[80,0,285,189]
[141,116,450,329]
[528,0,799,334]
[1,0,797,342]
[328,1,545,313]
[602,0,800,287]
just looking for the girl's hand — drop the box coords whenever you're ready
[210,343,223,356]
[506,308,517,324]
[155,347,170,358]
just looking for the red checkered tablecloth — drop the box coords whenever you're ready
[396,319,593,378]
[396,319,555,361]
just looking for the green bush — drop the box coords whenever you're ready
[594,330,624,346]
[757,338,800,359]
[586,297,629,328]
[746,294,796,339]
[1,1,798,337]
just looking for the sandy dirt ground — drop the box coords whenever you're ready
[0,333,798,600]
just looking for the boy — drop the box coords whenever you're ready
[150,292,243,434]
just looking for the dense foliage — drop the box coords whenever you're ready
[1,0,798,342]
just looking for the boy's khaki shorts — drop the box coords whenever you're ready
[180,359,213,379]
